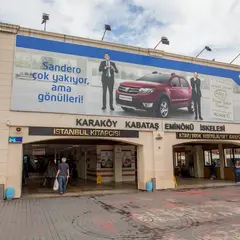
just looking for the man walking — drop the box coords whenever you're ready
[210,161,216,180]
[190,72,203,120]
[56,157,70,195]
[99,53,118,111]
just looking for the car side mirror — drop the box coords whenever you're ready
[171,83,177,88]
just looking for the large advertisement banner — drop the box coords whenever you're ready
[11,35,240,123]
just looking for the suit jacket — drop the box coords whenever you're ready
[99,60,118,81]
[190,77,201,99]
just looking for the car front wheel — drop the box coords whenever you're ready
[156,98,170,118]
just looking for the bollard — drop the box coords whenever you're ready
[151,178,156,192]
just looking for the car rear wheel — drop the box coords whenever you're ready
[188,100,194,113]
[121,107,134,112]
[156,98,170,118]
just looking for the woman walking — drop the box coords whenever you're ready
[234,160,240,184]
[46,159,57,188]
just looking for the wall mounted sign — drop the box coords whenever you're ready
[29,127,139,138]
[8,136,23,143]
[176,132,240,140]
[32,149,46,155]
[76,118,160,131]
[164,122,226,133]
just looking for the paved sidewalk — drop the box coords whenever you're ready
[0,186,240,239]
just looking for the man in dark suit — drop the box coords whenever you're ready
[99,53,118,111]
[190,72,203,120]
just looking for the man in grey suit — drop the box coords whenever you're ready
[99,53,118,111]
[190,72,203,120]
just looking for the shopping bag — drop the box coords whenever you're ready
[53,179,59,191]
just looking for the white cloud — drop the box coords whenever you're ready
[1,0,240,65]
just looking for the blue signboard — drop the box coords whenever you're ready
[9,136,23,143]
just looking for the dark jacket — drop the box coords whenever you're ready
[210,162,216,175]
[99,60,118,81]
[190,77,202,99]
[46,162,57,178]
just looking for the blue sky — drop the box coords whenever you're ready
[1,0,240,65]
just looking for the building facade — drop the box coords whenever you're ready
[0,22,240,198]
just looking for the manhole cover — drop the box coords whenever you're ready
[72,210,154,239]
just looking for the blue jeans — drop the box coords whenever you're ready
[236,172,240,183]
[58,176,67,193]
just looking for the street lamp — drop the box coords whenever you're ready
[230,53,240,64]
[101,24,111,41]
[196,46,212,58]
[41,13,49,31]
[154,36,170,49]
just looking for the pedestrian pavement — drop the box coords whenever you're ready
[0,186,240,239]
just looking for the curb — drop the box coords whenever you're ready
[161,184,240,192]
[20,189,138,200]
[17,184,240,200]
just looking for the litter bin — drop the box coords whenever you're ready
[146,181,153,192]
[0,184,4,201]
[6,187,15,200]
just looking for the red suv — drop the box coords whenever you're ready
[116,72,194,118]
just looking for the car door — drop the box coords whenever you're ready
[169,77,182,106]
[180,77,192,106]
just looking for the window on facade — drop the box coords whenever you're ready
[234,148,240,160]
[211,149,220,167]
[204,149,220,167]
[175,152,186,167]
[224,148,240,167]
[224,148,234,167]
[204,150,211,166]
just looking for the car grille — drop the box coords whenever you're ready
[116,98,144,109]
[118,86,139,94]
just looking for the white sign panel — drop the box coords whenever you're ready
[210,78,234,121]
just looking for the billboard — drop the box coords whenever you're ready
[11,35,240,123]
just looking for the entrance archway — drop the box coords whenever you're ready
[22,138,140,197]
[173,140,240,188]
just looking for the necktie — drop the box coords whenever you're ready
[107,61,111,77]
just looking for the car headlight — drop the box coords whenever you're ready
[139,88,155,93]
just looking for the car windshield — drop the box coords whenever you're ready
[136,74,169,83]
